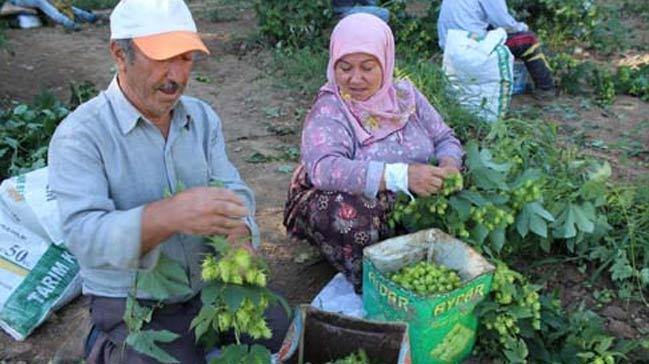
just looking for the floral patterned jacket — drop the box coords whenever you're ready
[295,80,464,198]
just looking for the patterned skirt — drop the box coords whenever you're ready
[283,166,398,293]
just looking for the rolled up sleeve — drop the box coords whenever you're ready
[206,110,260,248]
[48,127,154,270]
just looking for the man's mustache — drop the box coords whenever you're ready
[158,81,182,93]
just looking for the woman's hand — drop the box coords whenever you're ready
[408,159,461,197]
[408,164,444,197]
[438,156,461,176]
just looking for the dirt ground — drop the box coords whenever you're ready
[0,4,647,364]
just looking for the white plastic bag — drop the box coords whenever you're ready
[442,28,514,122]
[0,168,81,340]
[311,273,365,318]
[0,167,65,245]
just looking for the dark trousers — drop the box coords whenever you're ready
[84,294,290,364]
[506,31,555,90]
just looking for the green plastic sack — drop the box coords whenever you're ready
[363,228,495,364]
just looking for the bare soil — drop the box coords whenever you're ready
[0,4,647,363]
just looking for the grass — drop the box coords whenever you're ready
[271,47,328,97]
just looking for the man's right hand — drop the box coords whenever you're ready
[170,187,249,237]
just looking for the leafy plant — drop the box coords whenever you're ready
[69,80,99,107]
[0,93,70,177]
[192,236,278,347]
[379,0,441,60]
[324,349,371,364]
[509,0,604,51]
[551,55,648,105]
[123,255,193,363]
[211,344,271,364]
[525,299,643,363]
[254,0,334,49]
[615,64,649,102]
[476,262,542,363]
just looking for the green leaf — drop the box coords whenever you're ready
[123,296,154,332]
[136,254,192,300]
[529,214,548,238]
[610,253,634,281]
[3,137,19,149]
[175,180,186,193]
[246,152,275,164]
[588,161,611,181]
[220,284,263,311]
[511,168,543,188]
[515,204,531,238]
[209,180,225,188]
[502,338,528,364]
[201,284,220,305]
[594,336,614,353]
[457,190,488,206]
[479,148,511,172]
[471,224,489,245]
[489,227,505,253]
[485,192,509,205]
[516,202,554,239]
[276,164,294,174]
[210,345,272,364]
[529,202,555,222]
[195,74,211,83]
[553,204,578,239]
[193,316,211,342]
[191,305,218,341]
[247,345,272,364]
[573,203,595,233]
[449,195,472,220]
[126,330,180,363]
[465,143,509,190]
[640,268,649,286]
[12,104,28,116]
[206,235,229,254]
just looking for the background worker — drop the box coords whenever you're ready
[437,0,556,99]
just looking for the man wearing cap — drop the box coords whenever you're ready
[48,0,285,362]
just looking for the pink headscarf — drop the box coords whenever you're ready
[321,13,416,144]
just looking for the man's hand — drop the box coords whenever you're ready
[226,225,256,254]
[170,187,249,237]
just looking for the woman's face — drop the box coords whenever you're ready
[334,52,383,101]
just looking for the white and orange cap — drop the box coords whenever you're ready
[110,0,209,60]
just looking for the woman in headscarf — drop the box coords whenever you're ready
[283,13,464,293]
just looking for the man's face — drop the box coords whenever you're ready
[112,41,194,122]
